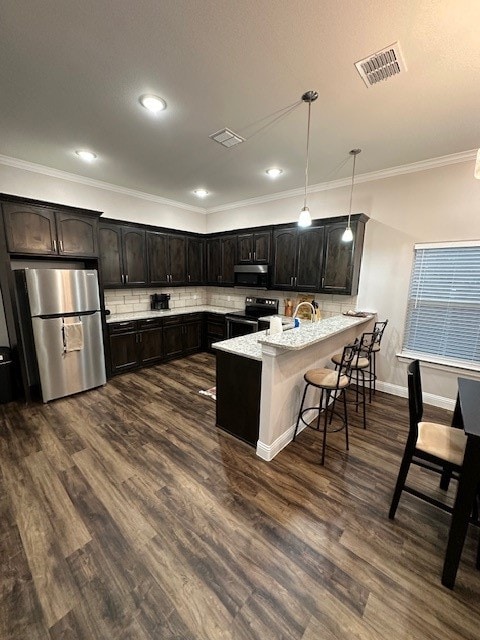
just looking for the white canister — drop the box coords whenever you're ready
[269,316,283,334]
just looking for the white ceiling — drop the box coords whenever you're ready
[1,0,479,209]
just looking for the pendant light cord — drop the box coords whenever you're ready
[304,100,312,209]
[346,151,358,227]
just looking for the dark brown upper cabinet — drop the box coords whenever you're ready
[2,201,98,257]
[207,235,236,285]
[186,236,205,285]
[99,222,147,287]
[321,220,365,295]
[148,232,186,286]
[237,231,271,264]
[271,225,324,292]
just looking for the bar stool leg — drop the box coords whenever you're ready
[343,389,349,451]
[293,382,309,440]
[321,390,330,465]
[361,370,367,429]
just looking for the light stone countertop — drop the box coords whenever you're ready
[213,314,374,361]
[106,305,237,323]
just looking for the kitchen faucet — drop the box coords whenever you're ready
[292,301,319,323]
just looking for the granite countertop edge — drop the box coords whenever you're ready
[213,314,375,361]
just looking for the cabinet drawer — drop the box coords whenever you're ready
[108,321,137,334]
[163,315,184,326]
[138,317,163,330]
[183,312,203,323]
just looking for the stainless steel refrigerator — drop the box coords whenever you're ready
[16,268,106,402]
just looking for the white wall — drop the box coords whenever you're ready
[0,163,207,232]
[207,160,480,402]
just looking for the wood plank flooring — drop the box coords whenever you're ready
[1,352,479,639]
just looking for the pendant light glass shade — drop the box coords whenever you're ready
[342,148,361,243]
[475,148,480,179]
[297,91,318,227]
[298,206,312,227]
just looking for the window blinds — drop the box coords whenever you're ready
[403,245,480,366]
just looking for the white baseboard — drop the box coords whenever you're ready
[256,409,316,461]
[257,383,455,462]
[376,380,455,411]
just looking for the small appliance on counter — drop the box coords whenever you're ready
[151,293,170,310]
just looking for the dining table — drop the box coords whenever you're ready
[442,376,480,589]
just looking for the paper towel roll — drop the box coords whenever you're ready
[269,316,283,334]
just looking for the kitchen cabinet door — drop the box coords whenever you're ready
[253,231,271,264]
[237,233,254,264]
[138,327,164,365]
[99,225,124,287]
[187,236,205,284]
[296,225,324,291]
[122,228,147,285]
[237,231,271,264]
[147,232,169,285]
[220,235,236,285]
[3,203,57,255]
[184,319,203,354]
[109,331,138,374]
[271,228,297,289]
[169,235,187,284]
[206,238,221,284]
[56,212,98,256]
[322,222,357,294]
[163,323,184,359]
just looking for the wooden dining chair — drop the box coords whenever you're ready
[389,360,467,519]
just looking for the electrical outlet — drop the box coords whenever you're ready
[227,295,231,301]
[193,294,197,300]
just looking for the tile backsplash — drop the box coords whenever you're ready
[104,286,358,318]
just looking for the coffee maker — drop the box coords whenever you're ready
[151,293,170,310]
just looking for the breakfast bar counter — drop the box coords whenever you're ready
[213,314,374,460]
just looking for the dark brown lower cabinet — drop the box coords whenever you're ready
[108,313,207,375]
[108,318,164,375]
[215,350,261,446]
[163,314,203,359]
[205,313,226,352]
[109,328,138,375]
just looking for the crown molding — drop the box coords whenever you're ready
[1,149,476,217]
[206,149,478,214]
[0,154,207,214]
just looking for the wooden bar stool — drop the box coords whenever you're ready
[293,342,358,465]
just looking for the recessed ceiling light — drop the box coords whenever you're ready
[194,189,209,198]
[75,150,97,162]
[266,168,283,178]
[139,94,167,113]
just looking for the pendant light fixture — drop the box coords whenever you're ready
[298,90,318,227]
[342,148,362,242]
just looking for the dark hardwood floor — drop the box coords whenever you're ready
[1,352,479,639]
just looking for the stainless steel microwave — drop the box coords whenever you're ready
[234,264,269,288]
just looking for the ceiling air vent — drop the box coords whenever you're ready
[209,128,245,148]
[355,42,406,87]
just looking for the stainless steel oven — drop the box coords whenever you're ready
[225,296,279,339]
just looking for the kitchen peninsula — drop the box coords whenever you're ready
[214,314,374,460]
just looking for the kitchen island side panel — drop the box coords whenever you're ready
[215,350,261,446]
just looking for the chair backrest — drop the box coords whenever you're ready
[359,331,380,358]
[407,360,423,439]
[337,340,360,382]
[373,320,388,347]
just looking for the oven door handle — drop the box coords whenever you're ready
[227,318,258,325]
